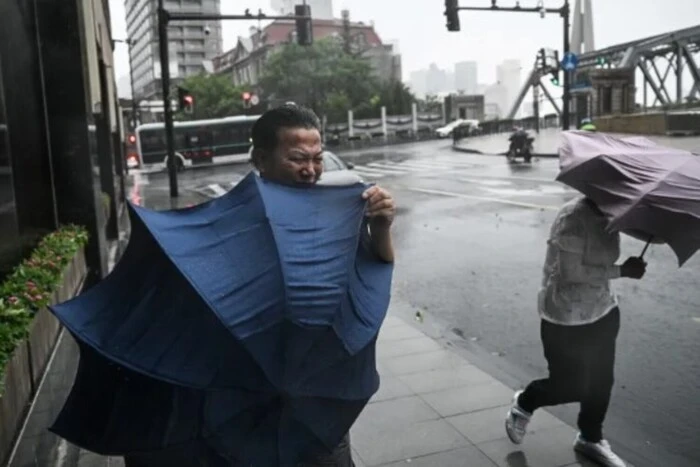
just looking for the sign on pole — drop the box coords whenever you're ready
[560,52,579,72]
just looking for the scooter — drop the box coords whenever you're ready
[506,136,534,163]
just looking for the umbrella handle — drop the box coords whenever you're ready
[639,236,654,259]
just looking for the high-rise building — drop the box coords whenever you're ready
[454,61,478,95]
[271,0,334,19]
[496,59,522,118]
[125,0,223,101]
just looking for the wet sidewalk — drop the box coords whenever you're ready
[454,128,700,157]
[71,308,613,467]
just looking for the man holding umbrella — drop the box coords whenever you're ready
[505,194,646,467]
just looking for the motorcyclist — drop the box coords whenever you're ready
[508,126,533,162]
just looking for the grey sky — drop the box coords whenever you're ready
[110,0,698,93]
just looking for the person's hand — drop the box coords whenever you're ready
[621,257,646,279]
[362,185,395,227]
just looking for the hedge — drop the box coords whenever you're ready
[0,225,89,389]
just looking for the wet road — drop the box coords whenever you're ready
[128,140,700,467]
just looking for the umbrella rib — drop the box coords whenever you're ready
[609,155,697,227]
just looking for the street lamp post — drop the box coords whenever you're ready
[444,0,573,130]
[156,3,314,198]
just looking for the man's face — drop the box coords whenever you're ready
[258,127,323,185]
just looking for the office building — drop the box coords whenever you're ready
[454,61,478,95]
[496,59,522,118]
[125,0,223,101]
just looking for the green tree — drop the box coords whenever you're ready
[259,39,378,122]
[174,73,248,120]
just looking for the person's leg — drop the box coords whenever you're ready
[506,319,588,444]
[577,308,620,443]
[519,320,588,412]
[298,433,355,467]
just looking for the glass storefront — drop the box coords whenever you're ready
[0,53,20,281]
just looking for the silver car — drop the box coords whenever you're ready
[318,151,364,186]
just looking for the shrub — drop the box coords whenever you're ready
[0,225,88,386]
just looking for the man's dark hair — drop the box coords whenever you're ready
[251,104,321,152]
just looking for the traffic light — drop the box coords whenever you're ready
[596,56,608,66]
[242,91,252,108]
[295,4,313,46]
[550,70,561,86]
[177,86,194,113]
[445,0,460,32]
[538,48,546,70]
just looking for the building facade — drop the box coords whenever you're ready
[213,17,401,88]
[444,94,485,122]
[1,0,127,290]
[125,0,223,101]
[271,0,334,19]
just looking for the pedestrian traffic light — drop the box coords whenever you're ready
[445,0,460,32]
[177,86,194,113]
[295,4,313,46]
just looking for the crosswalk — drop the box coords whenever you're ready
[189,156,563,201]
[350,158,486,179]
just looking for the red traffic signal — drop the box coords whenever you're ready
[127,134,136,144]
[242,92,251,101]
[184,95,193,104]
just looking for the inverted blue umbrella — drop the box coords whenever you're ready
[49,172,393,466]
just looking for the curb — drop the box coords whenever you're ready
[451,145,558,158]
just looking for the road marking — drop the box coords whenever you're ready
[208,184,228,196]
[351,167,387,178]
[405,187,559,211]
[387,160,457,170]
[365,162,414,174]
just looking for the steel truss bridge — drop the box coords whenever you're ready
[508,24,700,119]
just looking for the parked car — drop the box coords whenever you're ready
[318,150,364,185]
[435,119,481,138]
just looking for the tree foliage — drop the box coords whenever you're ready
[260,39,416,123]
[174,73,248,121]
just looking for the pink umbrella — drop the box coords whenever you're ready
[556,130,700,266]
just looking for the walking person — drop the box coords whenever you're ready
[505,196,646,467]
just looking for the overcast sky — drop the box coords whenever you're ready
[110,0,698,96]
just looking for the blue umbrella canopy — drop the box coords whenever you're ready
[49,172,393,465]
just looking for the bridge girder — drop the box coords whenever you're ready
[507,25,700,119]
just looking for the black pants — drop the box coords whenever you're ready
[518,308,620,443]
[123,433,355,466]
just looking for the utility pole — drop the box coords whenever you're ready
[157,0,178,197]
[157,4,314,198]
[444,0,572,130]
[113,38,139,130]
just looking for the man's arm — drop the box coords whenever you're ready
[558,250,621,283]
[362,185,396,263]
[368,218,394,263]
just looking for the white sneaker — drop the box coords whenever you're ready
[505,390,532,444]
[573,433,626,467]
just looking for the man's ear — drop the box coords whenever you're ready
[251,148,265,172]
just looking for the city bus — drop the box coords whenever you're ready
[133,115,261,171]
